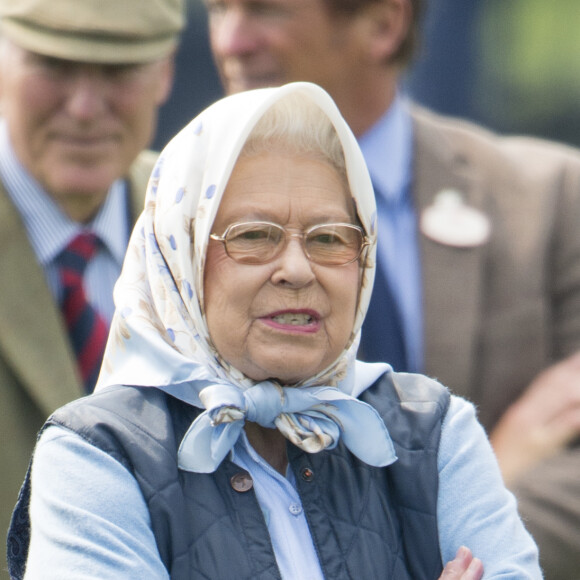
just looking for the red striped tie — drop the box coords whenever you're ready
[57,233,108,393]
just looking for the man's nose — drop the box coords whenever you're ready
[210,8,260,56]
[65,71,108,120]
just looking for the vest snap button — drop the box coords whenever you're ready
[301,467,314,482]
[230,472,253,492]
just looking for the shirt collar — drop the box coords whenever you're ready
[358,93,413,204]
[0,119,129,266]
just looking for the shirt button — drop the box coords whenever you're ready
[289,503,303,516]
[230,472,253,493]
[301,467,314,482]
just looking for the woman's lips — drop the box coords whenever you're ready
[260,310,320,333]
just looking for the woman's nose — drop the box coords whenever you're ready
[270,237,316,287]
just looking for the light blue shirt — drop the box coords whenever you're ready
[0,120,131,323]
[358,96,423,372]
[23,395,541,579]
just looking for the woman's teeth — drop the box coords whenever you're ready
[271,313,313,325]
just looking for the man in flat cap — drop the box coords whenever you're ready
[0,0,184,553]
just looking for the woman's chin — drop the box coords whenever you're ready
[241,350,331,385]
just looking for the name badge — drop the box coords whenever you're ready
[420,189,491,247]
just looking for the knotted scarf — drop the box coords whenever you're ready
[179,380,395,472]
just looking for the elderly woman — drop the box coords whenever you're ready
[8,83,541,580]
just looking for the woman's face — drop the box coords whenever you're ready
[204,151,361,384]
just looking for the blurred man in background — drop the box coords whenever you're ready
[205,0,580,577]
[0,0,184,559]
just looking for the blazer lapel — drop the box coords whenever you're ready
[127,150,157,220]
[0,152,154,417]
[411,108,488,399]
[0,185,81,417]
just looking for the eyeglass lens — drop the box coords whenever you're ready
[223,222,364,265]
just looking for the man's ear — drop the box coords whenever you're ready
[156,53,177,105]
[363,0,413,64]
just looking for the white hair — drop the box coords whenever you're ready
[240,91,347,183]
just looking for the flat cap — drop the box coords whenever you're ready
[0,0,185,63]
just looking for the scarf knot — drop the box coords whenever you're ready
[203,382,287,427]
[178,381,397,473]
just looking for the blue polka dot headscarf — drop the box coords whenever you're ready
[97,82,378,400]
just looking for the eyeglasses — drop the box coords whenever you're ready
[210,221,369,266]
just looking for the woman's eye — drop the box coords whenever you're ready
[313,234,334,244]
[311,232,345,245]
[238,228,270,240]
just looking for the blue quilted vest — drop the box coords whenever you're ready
[8,371,450,579]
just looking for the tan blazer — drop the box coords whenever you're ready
[0,151,156,569]
[411,107,580,575]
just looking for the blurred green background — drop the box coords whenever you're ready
[407,0,580,147]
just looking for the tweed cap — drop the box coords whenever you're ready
[0,0,185,63]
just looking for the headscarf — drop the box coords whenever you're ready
[96,82,396,472]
